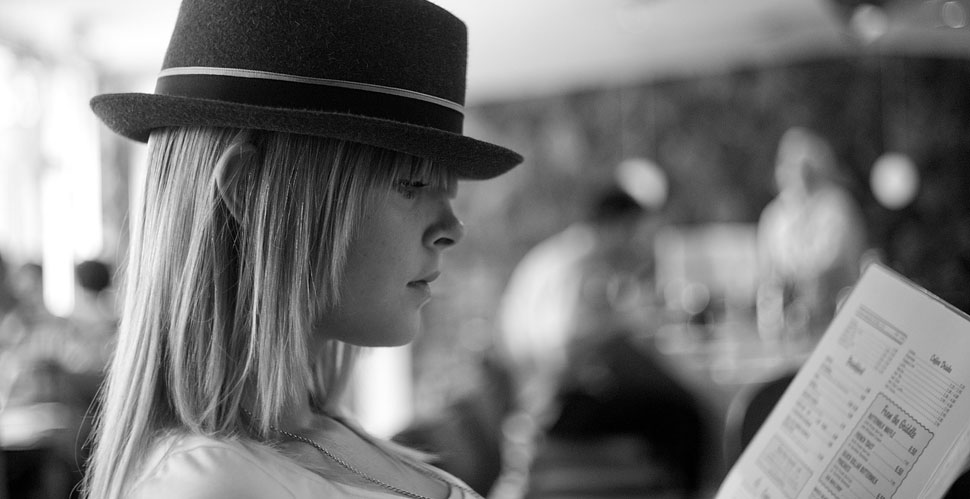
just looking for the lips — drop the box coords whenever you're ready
[409,270,440,287]
[407,271,439,301]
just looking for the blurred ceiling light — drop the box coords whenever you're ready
[680,282,711,316]
[615,157,668,210]
[614,0,660,34]
[870,152,919,209]
[848,0,970,57]
[941,1,968,28]
[850,4,891,43]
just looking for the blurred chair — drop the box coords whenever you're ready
[722,369,796,467]
[944,468,970,498]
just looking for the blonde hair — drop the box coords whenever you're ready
[84,127,450,499]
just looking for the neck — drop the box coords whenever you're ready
[240,384,319,433]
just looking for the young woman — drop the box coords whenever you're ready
[84,0,521,497]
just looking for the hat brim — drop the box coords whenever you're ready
[90,93,522,180]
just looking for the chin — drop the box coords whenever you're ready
[316,311,423,347]
[358,331,418,348]
[389,318,423,346]
[387,315,423,346]
[352,319,422,348]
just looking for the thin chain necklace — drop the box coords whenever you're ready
[244,410,482,499]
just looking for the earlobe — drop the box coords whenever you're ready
[214,142,258,222]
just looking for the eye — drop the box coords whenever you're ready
[396,179,429,200]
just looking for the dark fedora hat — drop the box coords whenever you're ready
[90,0,522,180]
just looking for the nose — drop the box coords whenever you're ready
[425,201,464,250]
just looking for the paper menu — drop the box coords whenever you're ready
[716,263,970,499]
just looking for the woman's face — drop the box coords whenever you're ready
[316,177,464,347]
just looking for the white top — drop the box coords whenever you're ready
[130,434,468,499]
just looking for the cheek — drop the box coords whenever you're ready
[347,222,403,286]
[313,212,421,346]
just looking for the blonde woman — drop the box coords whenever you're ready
[84,0,521,497]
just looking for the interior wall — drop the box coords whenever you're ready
[414,55,970,411]
[471,54,970,309]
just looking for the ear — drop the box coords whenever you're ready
[214,142,258,222]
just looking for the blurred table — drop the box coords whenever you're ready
[650,321,813,387]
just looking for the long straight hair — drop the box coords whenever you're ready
[84,127,449,499]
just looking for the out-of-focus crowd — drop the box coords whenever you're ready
[0,254,117,498]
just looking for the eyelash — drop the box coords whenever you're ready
[396,179,429,199]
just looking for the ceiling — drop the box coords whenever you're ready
[0,0,968,104]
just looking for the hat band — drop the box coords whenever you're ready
[155,67,465,133]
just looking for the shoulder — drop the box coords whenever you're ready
[129,433,401,499]
[511,225,595,277]
[758,196,788,224]
[129,434,300,499]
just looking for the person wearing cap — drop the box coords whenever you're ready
[82,1,521,498]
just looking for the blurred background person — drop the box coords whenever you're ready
[0,263,80,498]
[497,180,705,497]
[497,186,656,423]
[65,258,119,485]
[66,259,117,377]
[0,259,116,498]
[0,263,60,352]
[757,126,868,343]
